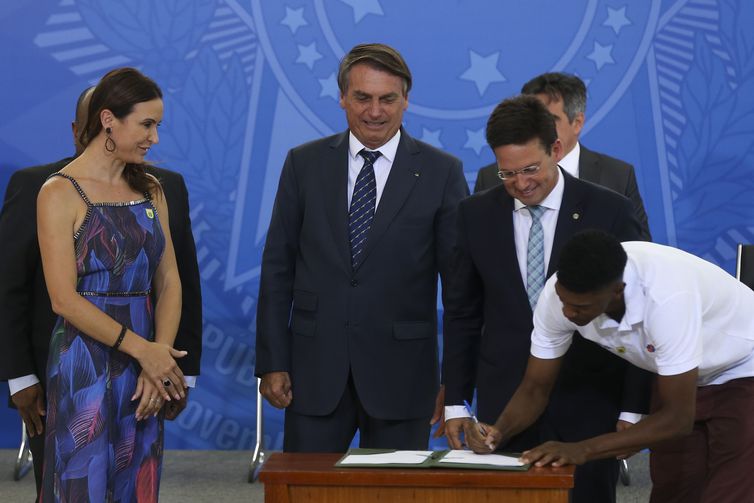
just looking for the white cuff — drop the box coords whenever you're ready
[618,412,643,424]
[8,374,40,396]
[444,405,472,421]
[184,375,197,388]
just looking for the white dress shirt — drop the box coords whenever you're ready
[347,130,400,209]
[558,141,580,178]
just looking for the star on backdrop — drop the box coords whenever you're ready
[318,72,339,100]
[464,127,487,155]
[296,42,322,69]
[603,6,631,35]
[460,50,506,96]
[587,41,615,70]
[339,0,384,23]
[281,7,307,34]
[419,127,443,148]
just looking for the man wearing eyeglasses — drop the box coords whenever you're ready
[474,72,651,241]
[442,95,651,503]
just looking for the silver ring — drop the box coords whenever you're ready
[162,379,172,387]
[149,397,156,403]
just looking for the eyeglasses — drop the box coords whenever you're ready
[497,164,541,180]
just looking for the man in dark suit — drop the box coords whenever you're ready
[0,87,203,495]
[442,96,651,503]
[255,43,468,452]
[474,72,651,240]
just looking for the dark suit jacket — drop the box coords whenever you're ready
[0,159,203,390]
[474,144,651,240]
[443,170,651,447]
[255,130,469,420]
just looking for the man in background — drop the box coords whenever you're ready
[474,72,651,240]
[0,87,203,495]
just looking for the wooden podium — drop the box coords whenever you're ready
[259,452,574,502]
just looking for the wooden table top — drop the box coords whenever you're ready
[259,452,575,489]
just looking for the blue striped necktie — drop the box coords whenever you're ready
[526,205,546,309]
[349,149,381,268]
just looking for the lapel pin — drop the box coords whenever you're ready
[413,172,420,177]
[572,212,580,220]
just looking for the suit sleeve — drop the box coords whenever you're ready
[254,150,303,377]
[441,200,484,406]
[167,174,203,375]
[624,165,652,241]
[611,196,652,414]
[437,159,470,303]
[612,194,644,244]
[0,171,40,380]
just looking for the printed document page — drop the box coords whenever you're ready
[437,450,526,467]
[338,450,434,465]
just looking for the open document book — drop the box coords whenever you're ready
[335,449,529,471]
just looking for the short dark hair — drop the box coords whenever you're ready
[521,72,586,123]
[338,43,412,95]
[485,95,557,153]
[557,230,627,293]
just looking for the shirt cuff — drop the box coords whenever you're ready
[444,405,472,421]
[8,374,40,396]
[184,375,197,388]
[618,412,643,424]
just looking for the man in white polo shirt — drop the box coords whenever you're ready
[465,230,754,503]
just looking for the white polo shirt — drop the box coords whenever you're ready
[531,241,754,386]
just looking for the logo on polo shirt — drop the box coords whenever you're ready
[646,344,656,353]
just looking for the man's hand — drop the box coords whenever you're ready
[260,371,292,408]
[430,385,445,438]
[165,388,189,420]
[12,384,46,437]
[521,441,588,467]
[464,420,499,454]
[445,417,470,449]
[615,419,639,459]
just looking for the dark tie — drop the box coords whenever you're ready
[349,150,381,268]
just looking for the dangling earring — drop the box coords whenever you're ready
[105,126,116,152]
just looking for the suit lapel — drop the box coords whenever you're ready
[578,145,600,184]
[549,170,585,276]
[492,188,529,301]
[356,131,421,270]
[323,132,353,272]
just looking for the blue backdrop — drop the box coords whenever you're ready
[1,0,753,451]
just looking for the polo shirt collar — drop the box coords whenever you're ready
[594,259,644,331]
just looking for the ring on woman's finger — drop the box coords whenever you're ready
[162,378,172,387]
[149,397,156,403]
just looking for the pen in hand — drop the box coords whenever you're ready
[463,399,495,451]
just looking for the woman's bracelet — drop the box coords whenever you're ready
[113,324,128,350]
